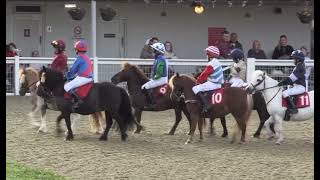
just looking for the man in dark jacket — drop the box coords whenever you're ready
[272,35,294,59]
[230,33,243,51]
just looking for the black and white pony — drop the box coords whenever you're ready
[248,70,314,145]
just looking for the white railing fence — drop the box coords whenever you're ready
[6,56,314,96]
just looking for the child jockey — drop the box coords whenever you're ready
[50,40,68,74]
[277,50,306,121]
[36,40,68,88]
[227,48,247,87]
[141,42,168,110]
[192,46,224,113]
[64,40,93,111]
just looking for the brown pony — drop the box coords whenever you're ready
[169,73,254,144]
[19,67,104,134]
[111,62,192,134]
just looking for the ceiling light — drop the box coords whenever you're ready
[65,4,77,8]
[191,1,205,15]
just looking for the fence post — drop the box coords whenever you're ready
[93,57,98,82]
[14,56,20,95]
[246,58,255,83]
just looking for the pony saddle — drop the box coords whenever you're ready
[64,83,93,100]
[282,92,310,108]
[202,88,225,105]
[151,84,169,97]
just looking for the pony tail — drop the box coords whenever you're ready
[119,88,135,129]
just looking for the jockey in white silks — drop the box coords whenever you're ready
[141,42,168,110]
[64,40,93,111]
[227,48,247,87]
[277,50,306,121]
[192,46,224,113]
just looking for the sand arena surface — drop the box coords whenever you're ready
[6,96,314,180]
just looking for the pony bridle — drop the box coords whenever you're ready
[250,72,282,105]
[20,80,38,91]
[171,88,183,101]
[250,72,266,93]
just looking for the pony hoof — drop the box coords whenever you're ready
[134,130,141,134]
[187,132,191,135]
[275,140,283,145]
[253,134,260,138]
[221,133,228,138]
[64,135,74,141]
[37,128,47,133]
[165,131,175,135]
[185,139,192,144]
[99,136,108,141]
[239,141,246,145]
[121,134,128,141]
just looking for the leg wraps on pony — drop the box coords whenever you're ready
[64,76,93,92]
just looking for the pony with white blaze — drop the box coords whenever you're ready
[248,70,314,144]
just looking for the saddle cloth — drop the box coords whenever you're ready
[64,83,93,100]
[282,92,310,108]
[203,88,225,105]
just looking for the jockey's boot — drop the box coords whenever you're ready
[284,96,298,121]
[142,88,156,111]
[197,92,211,113]
[71,91,83,111]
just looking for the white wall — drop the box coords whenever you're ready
[6,1,311,59]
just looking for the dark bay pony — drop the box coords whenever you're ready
[192,71,272,138]
[111,62,192,135]
[19,67,104,135]
[37,67,136,141]
[169,73,254,144]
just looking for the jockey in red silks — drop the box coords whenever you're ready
[64,40,93,110]
[50,40,68,74]
[36,40,68,88]
[192,46,224,113]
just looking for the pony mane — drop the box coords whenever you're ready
[19,67,38,78]
[168,74,176,89]
[121,62,148,80]
[168,74,196,89]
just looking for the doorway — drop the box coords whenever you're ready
[13,14,43,57]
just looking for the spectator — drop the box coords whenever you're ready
[272,35,294,59]
[164,41,177,59]
[140,37,159,59]
[6,43,18,57]
[215,31,232,59]
[300,46,310,60]
[247,40,267,59]
[230,32,243,50]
